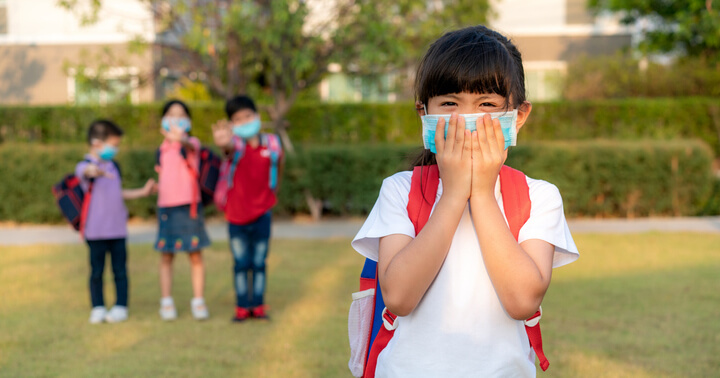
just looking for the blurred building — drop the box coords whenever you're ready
[0,0,634,105]
[0,0,155,105]
[321,0,634,103]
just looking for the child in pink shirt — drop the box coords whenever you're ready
[154,100,211,321]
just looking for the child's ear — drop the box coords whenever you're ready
[415,101,426,116]
[515,101,532,132]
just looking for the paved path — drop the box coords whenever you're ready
[1,217,719,246]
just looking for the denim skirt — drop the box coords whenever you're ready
[155,204,211,253]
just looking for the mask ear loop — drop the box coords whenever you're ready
[423,104,428,116]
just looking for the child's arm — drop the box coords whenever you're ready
[212,120,235,157]
[377,114,471,316]
[122,179,156,200]
[469,115,554,320]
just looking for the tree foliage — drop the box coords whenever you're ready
[589,0,720,60]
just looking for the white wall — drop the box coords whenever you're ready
[1,0,154,44]
[490,0,630,37]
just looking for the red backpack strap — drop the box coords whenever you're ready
[499,165,531,240]
[407,165,440,234]
[499,165,549,371]
[364,166,441,378]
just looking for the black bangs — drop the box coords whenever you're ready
[415,26,526,109]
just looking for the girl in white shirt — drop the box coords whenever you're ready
[352,25,580,377]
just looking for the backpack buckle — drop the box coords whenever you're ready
[381,307,399,331]
[524,306,542,327]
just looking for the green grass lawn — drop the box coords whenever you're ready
[1,233,719,377]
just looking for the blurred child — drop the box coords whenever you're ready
[154,100,211,321]
[351,25,579,376]
[212,95,284,321]
[75,119,155,324]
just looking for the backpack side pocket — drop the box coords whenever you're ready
[348,288,375,377]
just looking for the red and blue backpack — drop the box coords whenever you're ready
[213,133,282,212]
[348,165,548,378]
[52,160,122,237]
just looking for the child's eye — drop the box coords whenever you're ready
[480,102,496,107]
[440,102,457,107]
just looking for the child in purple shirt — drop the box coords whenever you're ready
[75,120,155,324]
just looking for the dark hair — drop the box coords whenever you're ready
[87,119,123,144]
[225,95,257,119]
[162,99,191,118]
[411,25,526,167]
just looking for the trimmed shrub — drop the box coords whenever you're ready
[0,140,714,224]
[1,98,720,154]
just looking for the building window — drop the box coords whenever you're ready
[0,0,8,35]
[67,67,140,105]
[524,61,567,101]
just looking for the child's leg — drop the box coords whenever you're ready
[108,239,128,307]
[160,253,174,298]
[188,251,204,299]
[87,240,108,308]
[229,223,253,308]
[250,212,272,308]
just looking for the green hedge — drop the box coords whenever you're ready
[0,140,714,224]
[1,98,720,154]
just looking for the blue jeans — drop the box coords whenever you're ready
[86,238,128,308]
[229,212,272,308]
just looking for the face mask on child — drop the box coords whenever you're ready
[421,108,518,153]
[161,117,192,132]
[232,117,262,139]
[98,144,118,161]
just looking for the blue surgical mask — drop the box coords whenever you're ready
[98,144,118,161]
[421,109,518,153]
[161,117,192,132]
[232,117,262,139]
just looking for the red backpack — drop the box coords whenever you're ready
[348,165,548,378]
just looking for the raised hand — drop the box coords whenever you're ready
[211,119,233,148]
[470,114,506,198]
[83,163,104,179]
[435,113,472,204]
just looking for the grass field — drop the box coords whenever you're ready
[1,233,719,377]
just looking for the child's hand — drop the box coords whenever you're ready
[470,114,506,198]
[435,113,472,204]
[212,119,233,147]
[162,124,186,142]
[83,163,104,179]
[142,178,157,196]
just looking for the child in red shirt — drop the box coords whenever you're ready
[212,95,284,321]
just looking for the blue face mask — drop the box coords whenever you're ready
[98,144,118,161]
[161,117,191,132]
[233,117,262,139]
[420,109,518,153]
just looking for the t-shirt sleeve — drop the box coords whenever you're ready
[351,173,415,262]
[518,179,579,268]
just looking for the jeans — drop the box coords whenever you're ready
[86,238,128,308]
[229,212,272,308]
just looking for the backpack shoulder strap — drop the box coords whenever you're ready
[498,165,531,239]
[498,166,550,371]
[407,165,440,235]
[263,133,282,190]
[112,160,122,179]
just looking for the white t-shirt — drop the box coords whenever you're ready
[351,171,579,378]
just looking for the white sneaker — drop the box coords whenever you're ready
[105,306,128,323]
[89,307,107,324]
[159,297,177,321]
[191,297,209,320]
